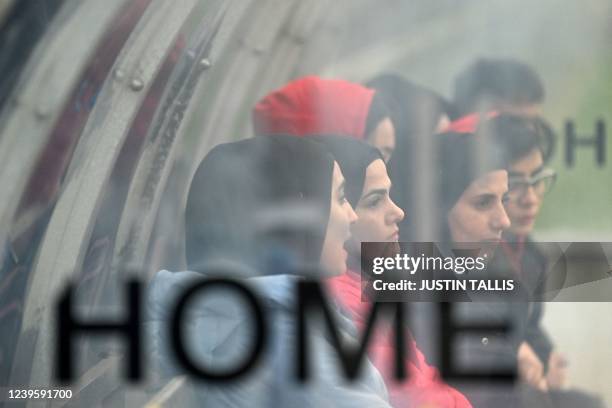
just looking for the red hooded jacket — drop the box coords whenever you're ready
[328,271,473,408]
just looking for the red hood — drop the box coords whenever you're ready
[442,111,499,133]
[253,76,374,139]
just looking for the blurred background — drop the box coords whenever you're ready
[0,0,610,406]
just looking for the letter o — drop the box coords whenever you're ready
[170,278,267,382]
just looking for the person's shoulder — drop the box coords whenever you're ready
[148,269,203,299]
[146,270,210,321]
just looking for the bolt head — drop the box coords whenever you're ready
[199,58,211,70]
[130,78,144,91]
[114,68,125,80]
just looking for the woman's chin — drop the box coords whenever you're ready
[326,246,348,276]
[329,260,347,277]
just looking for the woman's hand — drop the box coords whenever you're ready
[546,350,569,389]
[517,341,548,391]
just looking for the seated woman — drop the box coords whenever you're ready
[429,115,583,407]
[489,116,605,408]
[439,113,606,408]
[317,135,473,408]
[253,75,472,407]
[146,135,395,407]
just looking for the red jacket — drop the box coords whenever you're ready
[328,270,473,408]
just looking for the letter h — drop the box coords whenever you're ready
[56,280,142,382]
[565,120,606,167]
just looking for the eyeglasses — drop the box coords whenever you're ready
[507,168,556,200]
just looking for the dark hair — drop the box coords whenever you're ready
[430,129,511,242]
[366,73,456,241]
[432,116,545,241]
[453,58,545,117]
[308,135,382,207]
[363,92,390,139]
[480,114,552,165]
[185,136,335,274]
[367,73,455,139]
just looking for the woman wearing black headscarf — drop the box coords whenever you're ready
[311,135,473,408]
[309,135,403,257]
[146,136,397,408]
[184,135,352,275]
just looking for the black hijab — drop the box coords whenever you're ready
[185,136,335,274]
[309,135,383,207]
[309,135,401,266]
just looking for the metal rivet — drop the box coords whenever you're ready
[481,337,489,346]
[199,58,211,70]
[114,68,125,80]
[130,78,144,91]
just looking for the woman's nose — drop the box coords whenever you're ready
[346,203,358,224]
[492,204,511,231]
[387,198,405,224]
[520,185,540,206]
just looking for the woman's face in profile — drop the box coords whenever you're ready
[447,170,511,243]
[320,162,358,276]
[346,159,404,255]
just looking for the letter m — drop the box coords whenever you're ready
[296,280,407,382]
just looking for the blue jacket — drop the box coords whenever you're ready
[146,270,392,407]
